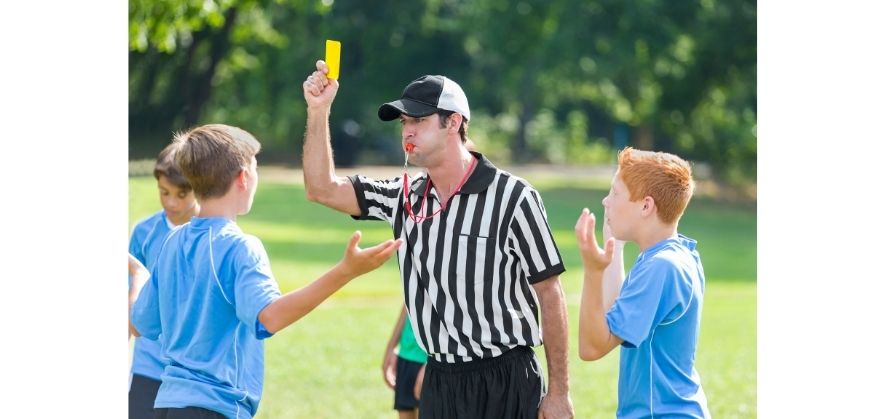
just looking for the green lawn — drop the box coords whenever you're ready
[129,169,756,418]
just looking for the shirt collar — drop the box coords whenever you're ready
[636,234,697,262]
[409,151,497,196]
[189,216,236,230]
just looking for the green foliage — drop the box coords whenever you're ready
[129,170,756,417]
[129,0,756,185]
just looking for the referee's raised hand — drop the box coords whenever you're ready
[302,59,339,110]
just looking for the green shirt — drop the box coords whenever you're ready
[398,319,428,363]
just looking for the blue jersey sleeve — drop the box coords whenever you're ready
[232,235,281,339]
[129,222,148,266]
[605,258,690,348]
[131,264,162,340]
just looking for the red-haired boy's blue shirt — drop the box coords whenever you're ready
[605,234,710,418]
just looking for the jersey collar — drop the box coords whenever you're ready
[409,151,496,196]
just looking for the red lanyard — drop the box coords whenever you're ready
[402,156,477,223]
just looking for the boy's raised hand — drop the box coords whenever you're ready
[338,231,403,278]
[575,208,614,273]
[302,60,339,110]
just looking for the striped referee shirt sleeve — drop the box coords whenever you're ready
[510,187,566,284]
[347,174,403,223]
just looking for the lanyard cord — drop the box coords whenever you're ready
[402,155,477,224]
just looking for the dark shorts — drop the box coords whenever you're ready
[394,356,425,411]
[419,346,544,419]
[154,407,227,419]
[129,374,161,419]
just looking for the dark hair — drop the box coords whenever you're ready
[153,142,192,191]
[436,111,469,144]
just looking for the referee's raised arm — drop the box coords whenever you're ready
[301,59,361,217]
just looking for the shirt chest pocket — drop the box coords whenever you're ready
[455,234,494,285]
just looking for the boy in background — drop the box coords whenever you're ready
[131,124,402,419]
[382,305,427,419]
[575,147,710,418]
[128,143,200,419]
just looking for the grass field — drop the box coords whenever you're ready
[129,167,756,418]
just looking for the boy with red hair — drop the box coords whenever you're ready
[575,147,710,418]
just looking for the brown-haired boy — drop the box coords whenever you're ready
[128,142,200,419]
[131,124,402,419]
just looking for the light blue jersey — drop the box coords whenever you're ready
[132,217,281,419]
[129,210,174,381]
[605,234,710,418]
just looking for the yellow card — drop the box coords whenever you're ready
[325,39,341,80]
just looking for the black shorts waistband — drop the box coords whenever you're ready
[426,346,533,373]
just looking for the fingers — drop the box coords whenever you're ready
[574,209,601,250]
[380,239,404,258]
[604,237,615,260]
[367,239,404,263]
[303,65,333,97]
[383,363,396,388]
[347,230,362,251]
[586,212,600,249]
[315,59,329,74]
[353,238,402,267]
[574,208,590,243]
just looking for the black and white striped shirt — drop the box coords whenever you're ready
[349,152,565,363]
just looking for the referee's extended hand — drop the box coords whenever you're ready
[338,231,403,279]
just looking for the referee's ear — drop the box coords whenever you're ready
[447,113,463,133]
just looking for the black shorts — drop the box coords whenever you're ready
[129,374,161,419]
[154,407,227,419]
[394,356,425,411]
[419,346,544,419]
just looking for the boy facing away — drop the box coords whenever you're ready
[131,124,402,419]
[128,143,200,419]
[575,147,710,418]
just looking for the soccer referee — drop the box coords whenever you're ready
[302,65,574,419]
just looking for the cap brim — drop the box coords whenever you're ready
[378,98,439,121]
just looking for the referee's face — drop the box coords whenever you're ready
[400,114,447,167]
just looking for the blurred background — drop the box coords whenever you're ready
[129,0,756,192]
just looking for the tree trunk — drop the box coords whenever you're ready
[184,7,239,126]
[512,58,542,164]
[633,122,654,150]
[513,100,535,164]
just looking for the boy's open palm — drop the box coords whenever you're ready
[340,231,403,278]
[575,209,614,272]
